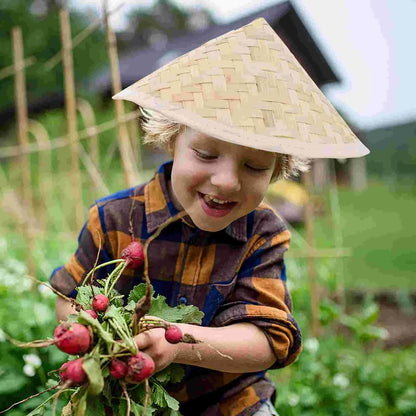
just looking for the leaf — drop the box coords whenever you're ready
[164,391,180,411]
[176,304,204,325]
[75,286,94,308]
[128,284,204,324]
[73,387,88,416]
[0,370,27,394]
[26,406,46,416]
[130,401,156,416]
[154,364,185,385]
[83,354,104,395]
[152,383,179,411]
[125,299,137,313]
[128,283,155,303]
[118,400,155,416]
[85,395,106,415]
[149,296,204,324]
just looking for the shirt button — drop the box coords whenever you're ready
[178,296,188,305]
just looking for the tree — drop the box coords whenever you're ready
[119,0,214,50]
[0,0,107,115]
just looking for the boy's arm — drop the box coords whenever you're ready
[135,321,275,373]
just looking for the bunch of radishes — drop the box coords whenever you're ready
[2,239,201,416]
[54,292,184,388]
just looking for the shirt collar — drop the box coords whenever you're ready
[144,161,248,242]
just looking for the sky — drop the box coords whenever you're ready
[71,0,416,131]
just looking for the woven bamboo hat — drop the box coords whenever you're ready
[113,18,369,158]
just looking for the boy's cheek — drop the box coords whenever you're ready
[189,171,207,188]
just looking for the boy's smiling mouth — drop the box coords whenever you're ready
[198,192,238,217]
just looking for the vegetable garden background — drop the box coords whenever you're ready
[0,1,415,415]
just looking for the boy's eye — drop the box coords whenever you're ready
[193,149,216,160]
[246,164,271,172]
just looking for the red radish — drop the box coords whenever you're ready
[165,325,183,344]
[54,323,91,355]
[125,352,155,384]
[92,294,109,312]
[59,358,86,386]
[59,361,71,383]
[85,309,98,319]
[109,358,128,379]
[121,241,144,269]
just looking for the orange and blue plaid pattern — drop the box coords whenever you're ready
[50,161,301,416]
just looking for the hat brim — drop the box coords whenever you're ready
[113,88,369,159]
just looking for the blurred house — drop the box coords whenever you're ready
[90,1,339,94]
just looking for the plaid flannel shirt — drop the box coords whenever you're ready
[50,161,302,416]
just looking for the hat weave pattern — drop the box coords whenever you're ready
[114,18,369,158]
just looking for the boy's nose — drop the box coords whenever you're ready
[210,161,241,193]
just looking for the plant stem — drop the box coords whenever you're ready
[81,259,126,287]
[107,261,128,296]
[0,383,60,414]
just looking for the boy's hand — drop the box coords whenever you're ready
[134,327,180,372]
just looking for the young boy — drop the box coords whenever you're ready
[51,18,368,415]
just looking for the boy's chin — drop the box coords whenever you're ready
[191,215,233,233]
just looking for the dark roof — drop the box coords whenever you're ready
[91,1,339,95]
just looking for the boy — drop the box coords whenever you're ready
[51,18,369,415]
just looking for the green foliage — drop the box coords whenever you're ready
[0,1,107,115]
[127,284,204,324]
[272,339,416,416]
[364,120,416,177]
[0,238,68,414]
[311,178,416,289]
[123,0,214,50]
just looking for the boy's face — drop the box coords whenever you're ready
[170,128,276,232]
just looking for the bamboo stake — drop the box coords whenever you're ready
[60,8,84,231]
[77,98,100,169]
[0,56,36,81]
[12,26,36,282]
[127,105,143,172]
[302,170,320,337]
[329,159,346,311]
[44,3,125,71]
[103,0,139,187]
[0,109,140,158]
[28,119,53,228]
[12,26,33,215]
[78,144,110,196]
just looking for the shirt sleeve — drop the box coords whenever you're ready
[49,204,106,297]
[211,224,302,369]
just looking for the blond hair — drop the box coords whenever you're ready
[140,108,309,181]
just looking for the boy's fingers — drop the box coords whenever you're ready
[134,327,165,350]
[134,332,150,350]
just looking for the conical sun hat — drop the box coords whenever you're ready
[113,18,369,159]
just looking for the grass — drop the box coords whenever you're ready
[310,178,416,290]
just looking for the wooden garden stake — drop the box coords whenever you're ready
[12,26,33,215]
[303,171,320,337]
[28,119,52,228]
[103,0,139,187]
[12,26,36,282]
[77,98,100,169]
[329,159,346,311]
[60,8,84,231]
[77,98,102,196]
[127,104,143,172]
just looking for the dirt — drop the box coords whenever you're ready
[348,290,416,349]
